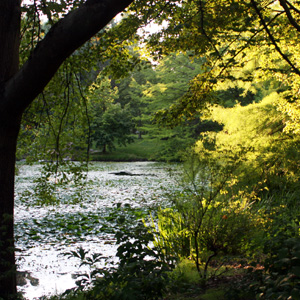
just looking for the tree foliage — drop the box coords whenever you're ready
[3,0,300,298]
[89,76,134,153]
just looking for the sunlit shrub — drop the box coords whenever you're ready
[147,149,258,283]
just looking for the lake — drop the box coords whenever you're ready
[15,161,178,299]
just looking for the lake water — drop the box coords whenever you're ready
[15,161,178,299]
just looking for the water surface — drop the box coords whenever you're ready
[15,161,177,299]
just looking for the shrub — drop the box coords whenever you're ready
[147,150,256,283]
[251,226,300,299]
[87,220,175,300]
[64,206,175,300]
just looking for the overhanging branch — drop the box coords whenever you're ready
[279,0,300,32]
[251,0,300,76]
[3,0,134,117]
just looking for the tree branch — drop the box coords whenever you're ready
[199,0,222,59]
[279,0,300,32]
[250,0,300,76]
[2,0,134,117]
[286,0,300,15]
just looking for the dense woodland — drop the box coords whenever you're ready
[1,0,300,299]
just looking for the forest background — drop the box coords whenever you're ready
[1,0,300,299]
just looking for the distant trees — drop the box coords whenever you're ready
[89,77,134,153]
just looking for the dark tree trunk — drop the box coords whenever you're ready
[0,114,21,299]
[0,0,21,298]
[102,143,107,154]
[0,0,134,297]
[0,0,20,82]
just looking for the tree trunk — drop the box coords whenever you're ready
[0,113,21,299]
[0,0,20,83]
[0,0,21,298]
[103,143,107,154]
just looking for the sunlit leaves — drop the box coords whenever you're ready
[195,88,300,200]
[204,93,283,151]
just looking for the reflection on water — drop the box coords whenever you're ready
[15,162,177,299]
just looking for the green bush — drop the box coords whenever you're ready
[251,226,300,300]
[87,220,175,300]
[63,205,175,300]
[147,150,255,283]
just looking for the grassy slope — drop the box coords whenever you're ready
[90,136,167,161]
